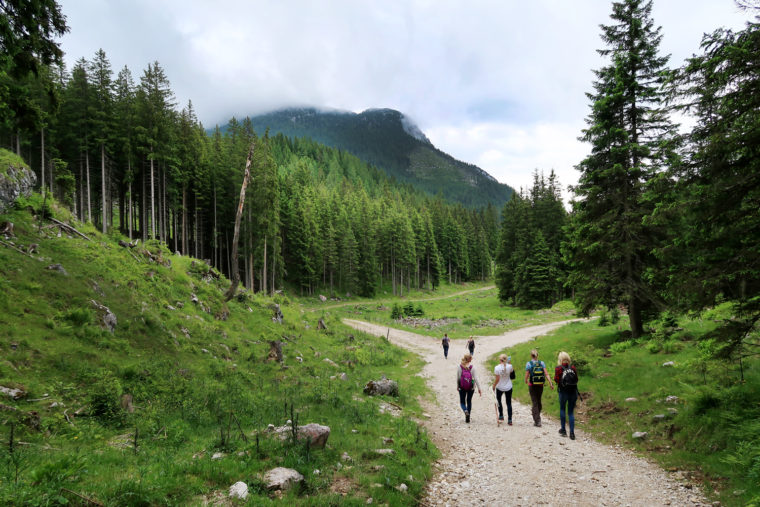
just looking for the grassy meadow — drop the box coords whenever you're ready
[311,285,576,339]
[492,314,760,506]
[0,197,438,505]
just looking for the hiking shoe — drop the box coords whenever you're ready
[534,421,542,427]
[559,429,567,437]
[465,411,470,423]
[570,432,576,440]
[508,420,512,426]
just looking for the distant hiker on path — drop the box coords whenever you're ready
[442,333,450,359]
[492,354,515,425]
[524,349,553,427]
[466,336,475,355]
[457,353,481,423]
[555,351,579,440]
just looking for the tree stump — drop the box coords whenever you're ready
[267,340,283,363]
[317,318,327,330]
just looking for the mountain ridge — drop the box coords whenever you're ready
[219,106,513,208]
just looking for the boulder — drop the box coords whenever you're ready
[0,152,36,214]
[364,377,399,397]
[46,264,68,276]
[264,467,303,491]
[632,431,648,439]
[229,481,248,500]
[91,300,117,333]
[319,294,327,302]
[269,423,330,449]
[0,386,26,400]
[271,304,284,324]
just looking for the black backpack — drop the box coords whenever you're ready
[529,361,545,385]
[560,365,578,391]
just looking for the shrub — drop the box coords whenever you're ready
[609,340,634,354]
[610,306,620,324]
[391,303,402,320]
[598,308,610,327]
[645,340,662,354]
[88,371,124,424]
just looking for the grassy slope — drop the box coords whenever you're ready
[0,199,437,505]
[493,317,760,506]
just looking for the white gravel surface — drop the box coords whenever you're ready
[343,319,708,507]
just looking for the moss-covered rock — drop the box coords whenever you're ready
[0,148,37,213]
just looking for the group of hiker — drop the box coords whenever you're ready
[446,335,579,439]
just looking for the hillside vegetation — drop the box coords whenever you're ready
[241,107,514,209]
[497,316,760,506]
[0,200,438,505]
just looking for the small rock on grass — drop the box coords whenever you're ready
[229,481,248,500]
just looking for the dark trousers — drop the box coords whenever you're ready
[458,388,474,413]
[443,345,449,358]
[559,389,578,433]
[529,384,544,424]
[468,345,475,355]
[496,388,513,421]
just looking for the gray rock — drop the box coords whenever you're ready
[319,294,327,302]
[269,423,330,449]
[625,397,638,402]
[264,467,304,491]
[229,481,248,500]
[341,452,352,462]
[374,448,395,455]
[667,408,678,414]
[324,358,338,368]
[653,414,666,421]
[632,431,648,439]
[396,483,408,493]
[211,452,225,460]
[0,156,36,214]
[364,377,399,397]
[0,386,26,399]
[665,395,679,404]
[46,264,68,276]
[339,372,348,381]
[662,361,675,367]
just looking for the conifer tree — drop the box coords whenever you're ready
[566,0,677,337]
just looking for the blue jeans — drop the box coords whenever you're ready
[459,388,474,413]
[443,345,449,358]
[558,389,578,433]
[496,388,512,421]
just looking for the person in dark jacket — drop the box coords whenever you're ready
[442,333,450,358]
[554,351,579,440]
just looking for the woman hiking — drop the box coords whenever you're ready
[524,349,553,427]
[457,353,481,423]
[466,335,476,356]
[555,351,579,440]
[491,354,514,425]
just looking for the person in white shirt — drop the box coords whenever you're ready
[492,354,514,425]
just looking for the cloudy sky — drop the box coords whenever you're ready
[57,1,752,201]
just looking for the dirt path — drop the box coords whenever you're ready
[307,285,495,311]
[344,319,707,506]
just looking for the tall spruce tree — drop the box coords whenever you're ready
[661,20,760,353]
[566,0,677,337]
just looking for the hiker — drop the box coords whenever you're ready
[524,349,553,427]
[491,354,515,425]
[466,336,475,355]
[555,351,579,440]
[442,333,450,359]
[457,353,481,423]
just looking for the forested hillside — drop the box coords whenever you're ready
[237,107,514,209]
[1,60,500,298]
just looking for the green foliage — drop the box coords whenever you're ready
[88,370,124,424]
[566,0,678,338]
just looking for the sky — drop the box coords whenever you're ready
[57,1,753,202]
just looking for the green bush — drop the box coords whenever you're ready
[609,340,634,354]
[645,339,662,354]
[88,371,124,424]
[598,308,610,327]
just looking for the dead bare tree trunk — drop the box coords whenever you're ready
[224,141,255,302]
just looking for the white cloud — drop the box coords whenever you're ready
[57,0,753,203]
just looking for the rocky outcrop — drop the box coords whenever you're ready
[0,150,36,214]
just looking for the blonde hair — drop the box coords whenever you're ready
[557,351,571,366]
[461,353,473,365]
[498,354,508,363]
[530,349,539,359]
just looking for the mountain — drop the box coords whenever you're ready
[229,107,514,209]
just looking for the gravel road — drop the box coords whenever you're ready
[343,319,708,507]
